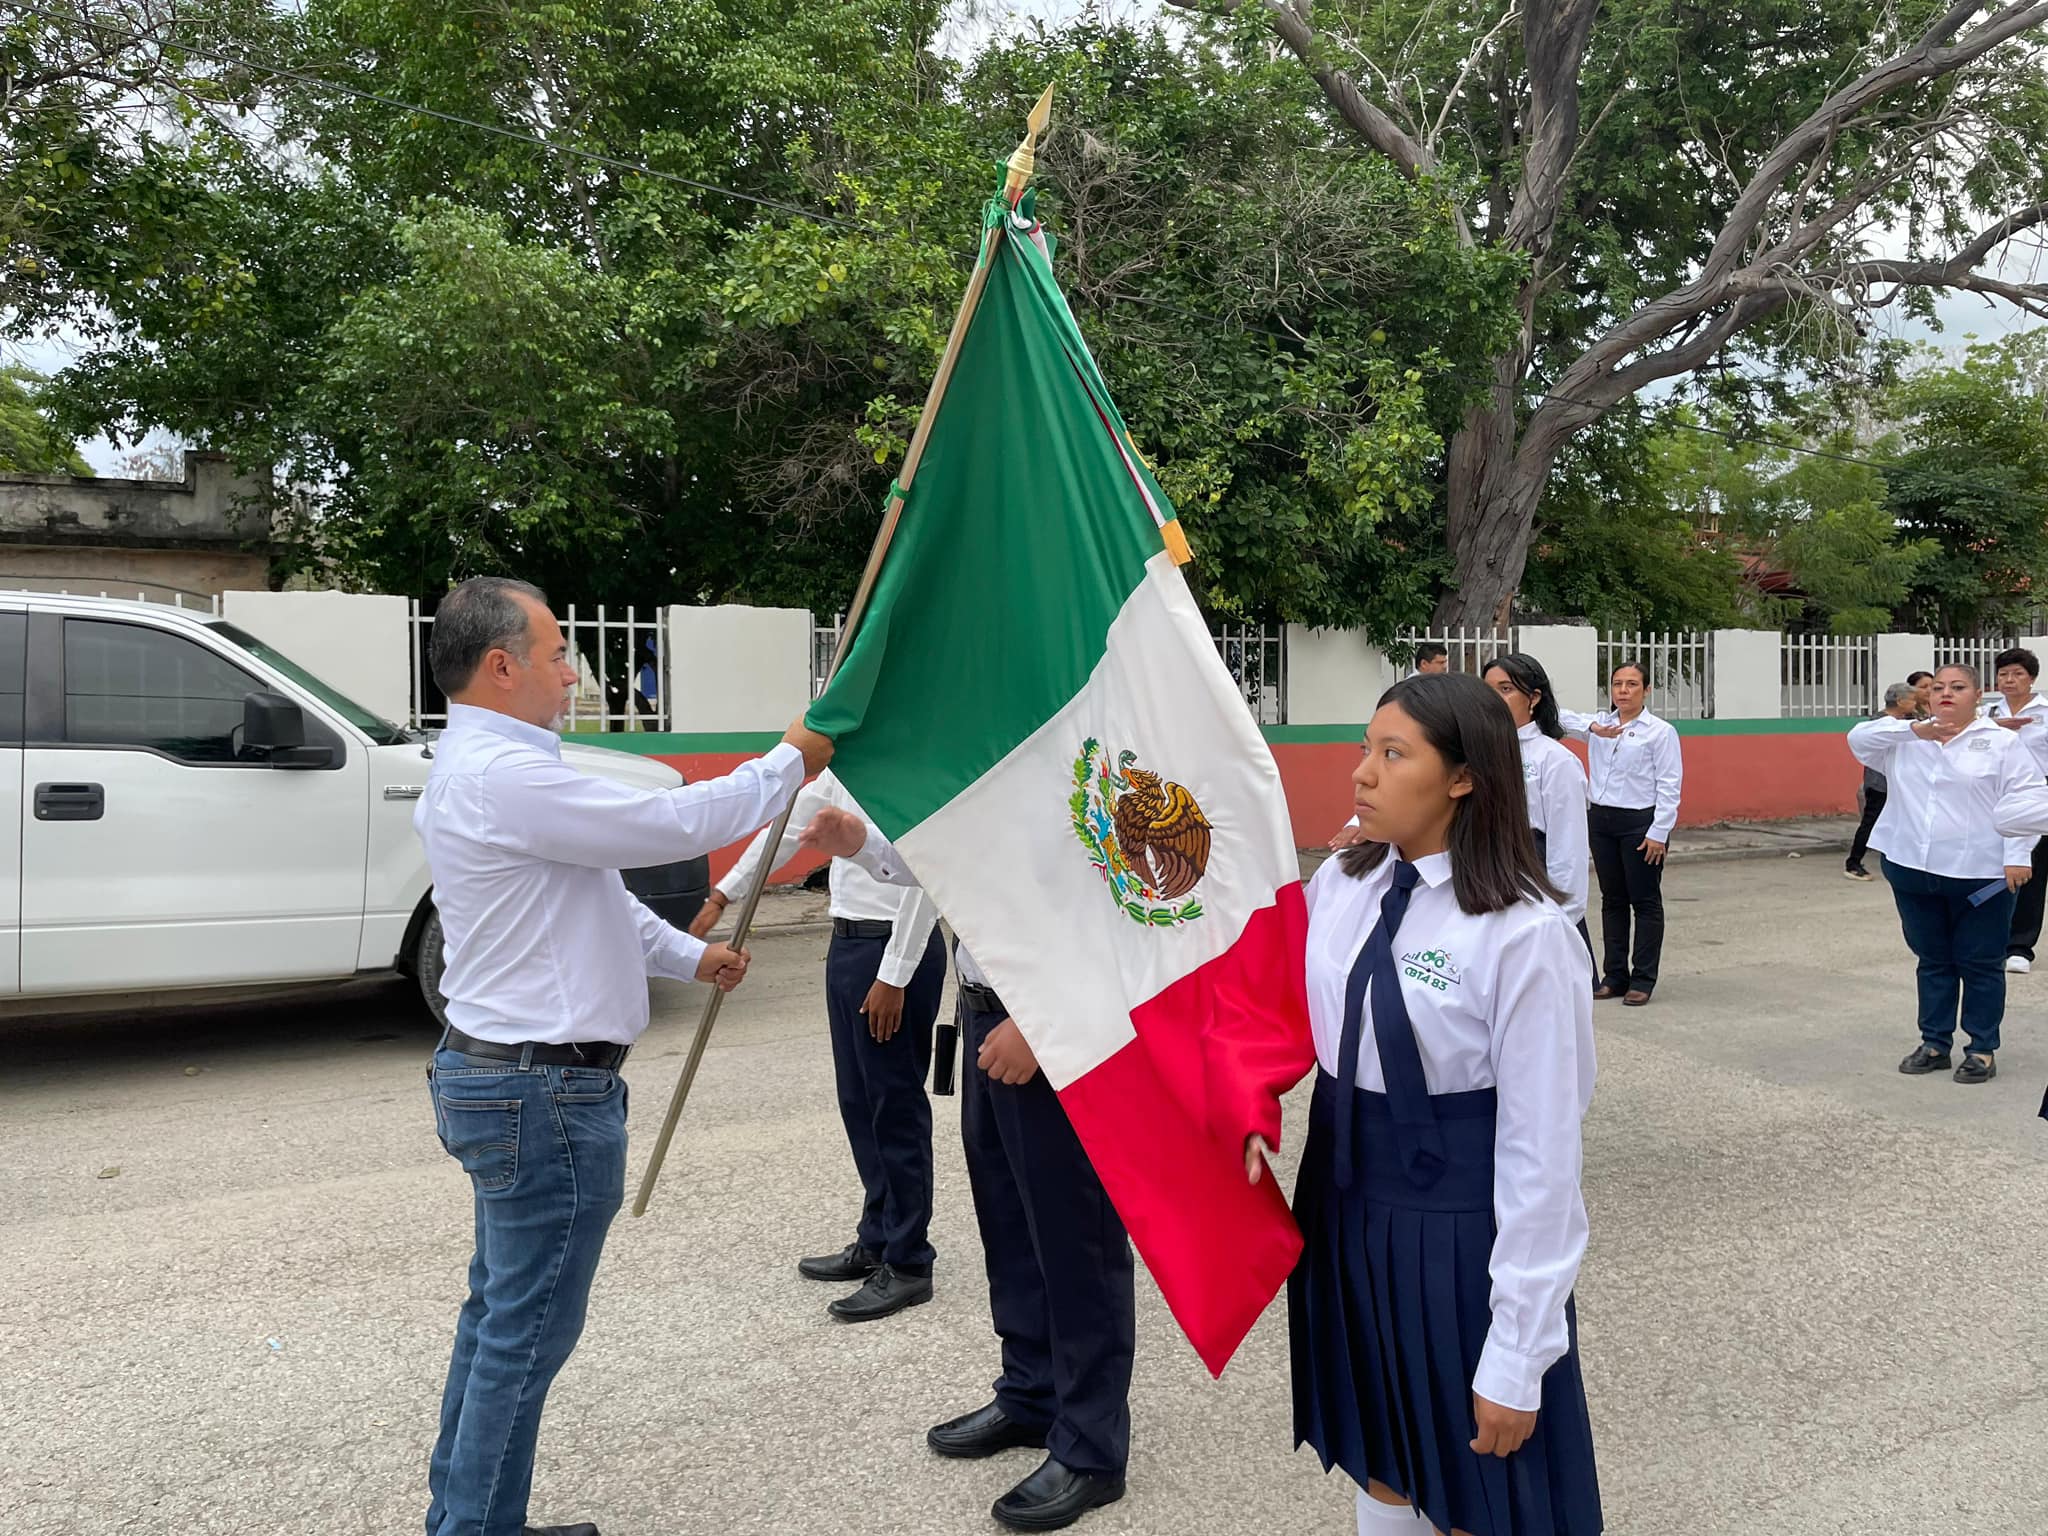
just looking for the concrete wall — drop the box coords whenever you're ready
[0,453,273,601]
[0,453,271,549]
[1518,624,1600,715]
[1284,624,1397,723]
[0,545,268,602]
[220,591,413,726]
[1712,629,1782,720]
[666,604,813,734]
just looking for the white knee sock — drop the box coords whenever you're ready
[1356,1487,1434,1535]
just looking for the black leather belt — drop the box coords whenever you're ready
[442,1025,629,1070]
[832,917,894,940]
[957,981,1007,1016]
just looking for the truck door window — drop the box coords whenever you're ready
[0,613,23,744]
[63,619,263,763]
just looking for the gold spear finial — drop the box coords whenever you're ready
[1004,84,1055,204]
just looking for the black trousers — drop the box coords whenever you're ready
[1588,803,1665,994]
[823,927,947,1270]
[959,992,1135,1476]
[1848,786,1886,872]
[2009,837,2048,960]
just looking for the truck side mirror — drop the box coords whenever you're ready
[243,691,306,751]
[242,691,334,768]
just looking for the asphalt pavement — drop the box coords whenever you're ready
[6,843,2047,1535]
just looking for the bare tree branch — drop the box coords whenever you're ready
[1160,0,1437,184]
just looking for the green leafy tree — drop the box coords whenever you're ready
[1164,0,2048,624]
[1886,332,2048,633]
[0,368,92,474]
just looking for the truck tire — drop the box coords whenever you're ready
[416,907,451,1030]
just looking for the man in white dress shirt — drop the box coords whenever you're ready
[415,577,831,1536]
[695,770,946,1322]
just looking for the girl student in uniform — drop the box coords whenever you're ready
[1482,653,1593,968]
[1248,671,1600,1536]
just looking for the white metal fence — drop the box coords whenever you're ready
[811,612,844,701]
[1214,621,1287,725]
[1781,634,1878,717]
[1931,635,2015,686]
[408,600,668,732]
[1598,630,1713,719]
[1394,625,1519,678]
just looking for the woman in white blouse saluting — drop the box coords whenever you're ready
[1850,663,2038,1085]
[1251,670,1600,1536]
[1562,661,1682,1007]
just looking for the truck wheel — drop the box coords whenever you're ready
[416,907,451,1029]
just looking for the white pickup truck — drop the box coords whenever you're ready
[0,593,710,1024]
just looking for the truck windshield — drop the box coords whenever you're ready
[206,620,415,746]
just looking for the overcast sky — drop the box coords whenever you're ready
[15,0,2039,474]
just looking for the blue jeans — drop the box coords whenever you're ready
[1882,859,2014,1056]
[425,1046,628,1536]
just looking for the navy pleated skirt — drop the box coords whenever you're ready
[1289,1070,1602,1535]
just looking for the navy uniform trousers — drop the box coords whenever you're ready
[958,986,1136,1476]
[824,923,948,1270]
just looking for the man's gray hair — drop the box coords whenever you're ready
[430,577,549,695]
[1884,681,1917,709]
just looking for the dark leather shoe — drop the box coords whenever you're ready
[1899,1044,1952,1075]
[992,1455,1126,1531]
[523,1524,599,1536]
[927,1400,1048,1459]
[827,1263,932,1322]
[1592,985,1623,1001]
[1955,1051,1997,1084]
[1623,989,1651,1006]
[798,1241,880,1282]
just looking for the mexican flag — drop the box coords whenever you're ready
[808,190,1313,1375]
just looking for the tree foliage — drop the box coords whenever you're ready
[0,369,92,475]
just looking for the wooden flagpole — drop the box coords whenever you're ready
[631,85,1056,1218]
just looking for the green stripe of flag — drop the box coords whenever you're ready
[807,202,1171,837]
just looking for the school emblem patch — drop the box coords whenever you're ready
[1401,947,1462,992]
[1070,738,1210,928]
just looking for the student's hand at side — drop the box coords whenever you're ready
[1470,1394,1537,1458]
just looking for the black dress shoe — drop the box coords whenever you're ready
[927,1400,1049,1459]
[797,1241,880,1282]
[1955,1051,1998,1084]
[992,1454,1126,1532]
[1899,1044,1952,1075]
[523,1524,599,1536]
[827,1263,932,1322]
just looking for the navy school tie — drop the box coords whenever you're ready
[1333,859,1447,1190]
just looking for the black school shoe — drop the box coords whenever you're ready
[827,1263,933,1322]
[927,1401,1049,1459]
[1899,1045,1952,1075]
[797,1242,880,1282]
[1955,1052,1997,1085]
[992,1455,1126,1532]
